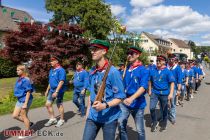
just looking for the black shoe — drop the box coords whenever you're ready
[151,122,159,132]
[30,122,34,128]
[159,126,167,132]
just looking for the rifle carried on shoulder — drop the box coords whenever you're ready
[95,62,112,101]
[94,43,117,102]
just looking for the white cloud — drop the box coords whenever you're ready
[152,29,187,40]
[111,5,126,16]
[202,34,210,39]
[126,5,210,36]
[130,0,164,8]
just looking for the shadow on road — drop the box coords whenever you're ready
[64,111,76,122]
[205,82,210,85]
[0,126,21,140]
[115,125,138,140]
[31,111,75,132]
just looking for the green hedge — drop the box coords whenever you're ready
[0,57,17,78]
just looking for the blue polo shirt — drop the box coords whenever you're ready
[197,67,203,76]
[123,65,149,109]
[148,64,156,70]
[169,65,182,89]
[150,67,175,95]
[181,69,187,85]
[14,77,34,102]
[186,69,194,83]
[118,69,124,77]
[73,70,89,92]
[49,67,66,94]
[192,66,198,79]
[88,66,126,124]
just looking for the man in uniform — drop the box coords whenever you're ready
[82,39,126,140]
[167,54,182,125]
[44,56,67,127]
[72,61,89,117]
[118,46,149,140]
[149,55,175,132]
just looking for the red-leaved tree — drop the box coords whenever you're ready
[1,22,90,86]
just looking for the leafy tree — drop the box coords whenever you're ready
[1,22,90,86]
[45,0,114,39]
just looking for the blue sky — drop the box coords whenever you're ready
[1,0,210,46]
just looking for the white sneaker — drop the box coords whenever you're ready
[55,119,65,127]
[18,136,28,139]
[44,118,57,127]
[191,94,194,98]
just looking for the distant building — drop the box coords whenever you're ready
[0,3,33,48]
[140,31,172,55]
[168,38,193,59]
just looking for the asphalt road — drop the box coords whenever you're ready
[1,67,210,140]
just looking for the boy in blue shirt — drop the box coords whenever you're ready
[72,61,89,117]
[149,55,175,132]
[82,39,126,140]
[118,46,149,140]
[190,60,198,96]
[44,56,67,127]
[178,61,188,106]
[168,54,182,125]
[185,62,194,101]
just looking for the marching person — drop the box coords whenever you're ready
[12,65,34,139]
[190,60,198,96]
[44,56,67,127]
[185,62,194,101]
[82,39,126,140]
[118,46,149,140]
[167,54,182,125]
[178,61,188,106]
[149,55,175,132]
[72,61,89,117]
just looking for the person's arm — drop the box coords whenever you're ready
[168,82,174,100]
[22,91,31,109]
[148,81,152,96]
[85,96,91,119]
[93,98,122,112]
[45,84,50,97]
[124,87,145,106]
[124,68,149,106]
[185,77,189,86]
[81,71,89,94]
[52,81,64,98]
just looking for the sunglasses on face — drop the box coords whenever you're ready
[156,59,161,62]
[168,58,176,61]
[89,47,101,52]
[127,50,136,55]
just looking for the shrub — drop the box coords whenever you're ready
[0,57,16,78]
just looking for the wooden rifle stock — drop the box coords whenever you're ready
[95,62,112,102]
[122,56,130,79]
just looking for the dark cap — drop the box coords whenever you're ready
[50,55,60,62]
[128,46,143,54]
[90,39,110,51]
[157,55,167,61]
[118,62,124,66]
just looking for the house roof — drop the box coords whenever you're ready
[169,38,190,49]
[0,6,33,31]
[142,31,171,49]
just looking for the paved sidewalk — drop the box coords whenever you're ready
[1,68,210,140]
